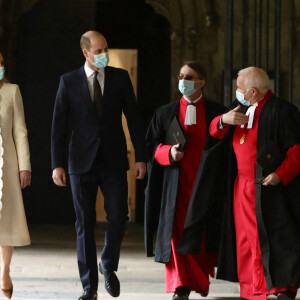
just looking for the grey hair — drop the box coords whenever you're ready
[238,67,270,93]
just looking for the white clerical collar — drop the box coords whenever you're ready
[241,101,258,129]
[183,94,202,104]
[84,62,105,78]
[183,95,202,125]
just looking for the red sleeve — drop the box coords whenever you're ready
[154,143,172,166]
[209,115,230,139]
[275,144,300,185]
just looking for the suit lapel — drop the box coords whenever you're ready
[97,67,113,121]
[78,66,93,102]
[76,66,99,118]
[103,66,112,99]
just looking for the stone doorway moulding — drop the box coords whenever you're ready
[146,0,184,101]
[146,0,218,102]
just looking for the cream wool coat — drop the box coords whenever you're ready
[0,82,31,246]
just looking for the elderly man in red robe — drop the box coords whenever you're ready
[145,61,225,300]
[179,66,300,300]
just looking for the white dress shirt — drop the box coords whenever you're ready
[84,63,105,98]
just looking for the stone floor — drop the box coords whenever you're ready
[3,223,299,300]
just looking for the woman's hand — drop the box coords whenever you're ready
[19,170,31,189]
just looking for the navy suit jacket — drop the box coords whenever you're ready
[51,66,146,174]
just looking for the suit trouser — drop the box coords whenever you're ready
[69,164,128,291]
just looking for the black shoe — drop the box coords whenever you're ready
[277,291,296,300]
[172,294,189,300]
[99,261,120,297]
[172,286,190,300]
[78,289,97,300]
[199,286,209,297]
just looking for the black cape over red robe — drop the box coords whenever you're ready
[144,99,225,263]
[177,96,300,290]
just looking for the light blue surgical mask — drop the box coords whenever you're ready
[90,52,109,69]
[236,89,252,106]
[0,67,4,81]
[178,79,196,96]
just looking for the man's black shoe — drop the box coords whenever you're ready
[172,293,189,300]
[199,286,209,297]
[78,289,97,300]
[99,261,120,297]
[172,286,190,300]
[277,291,296,300]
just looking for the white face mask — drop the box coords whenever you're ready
[88,51,109,69]
[236,89,254,106]
[178,79,196,96]
[0,67,4,81]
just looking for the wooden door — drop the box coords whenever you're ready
[96,49,138,222]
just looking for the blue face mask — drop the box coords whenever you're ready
[236,89,251,106]
[178,79,196,96]
[91,52,109,69]
[0,67,4,81]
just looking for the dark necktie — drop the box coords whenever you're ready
[93,71,103,116]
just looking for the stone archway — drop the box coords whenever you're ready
[146,0,222,102]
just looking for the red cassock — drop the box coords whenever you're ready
[210,91,300,300]
[154,96,217,293]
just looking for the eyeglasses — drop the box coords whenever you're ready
[177,74,199,81]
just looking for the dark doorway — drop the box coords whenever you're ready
[95,0,171,223]
[17,0,171,224]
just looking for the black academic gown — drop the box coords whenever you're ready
[177,96,300,290]
[144,98,225,263]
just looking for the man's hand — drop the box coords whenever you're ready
[170,144,184,162]
[262,172,281,186]
[52,167,67,186]
[135,162,146,179]
[222,105,249,126]
[19,170,31,189]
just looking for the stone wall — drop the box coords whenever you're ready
[147,0,300,108]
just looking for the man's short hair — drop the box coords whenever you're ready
[80,31,104,51]
[182,61,207,81]
[80,35,92,51]
[238,67,270,93]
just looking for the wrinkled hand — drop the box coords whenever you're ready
[170,144,184,162]
[19,170,31,189]
[222,105,249,126]
[135,162,146,179]
[52,167,67,186]
[262,172,281,186]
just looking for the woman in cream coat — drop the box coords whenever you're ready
[0,52,31,299]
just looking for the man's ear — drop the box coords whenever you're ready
[251,87,258,97]
[82,49,89,59]
[196,79,206,89]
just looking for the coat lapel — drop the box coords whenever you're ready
[76,66,99,118]
[103,66,112,99]
[77,67,93,104]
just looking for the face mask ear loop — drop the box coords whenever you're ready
[245,88,255,103]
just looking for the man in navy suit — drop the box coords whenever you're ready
[51,31,147,300]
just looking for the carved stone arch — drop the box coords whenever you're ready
[146,0,185,100]
[145,0,170,21]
